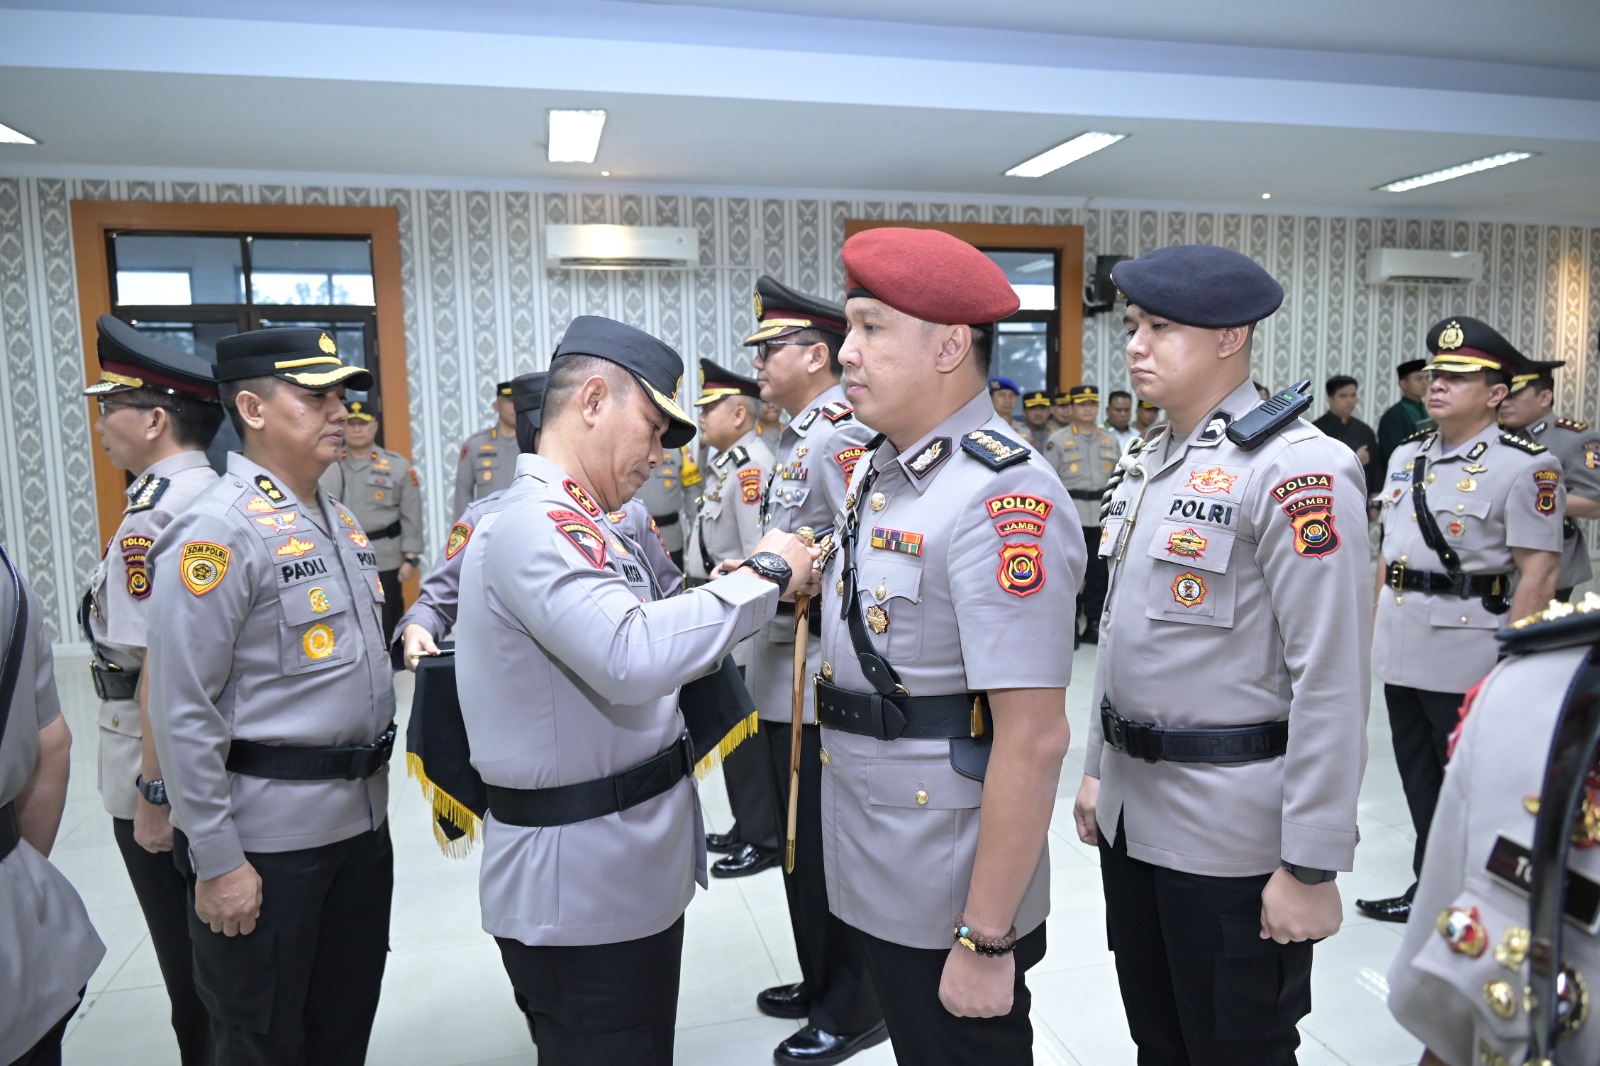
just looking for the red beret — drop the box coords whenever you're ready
[842,228,1020,325]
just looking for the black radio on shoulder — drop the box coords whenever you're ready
[1227,380,1313,452]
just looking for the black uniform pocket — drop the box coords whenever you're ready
[1213,914,1310,1041]
[190,923,277,1035]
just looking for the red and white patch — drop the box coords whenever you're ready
[1186,467,1238,495]
[549,509,607,568]
[834,447,866,482]
[1164,527,1208,559]
[1533,470,1559,515]
[994,517,1045,539]
[1171,571,1207,608]
[121,534,153,600]
[996,542,1045,598]
[1281,495,1341,558]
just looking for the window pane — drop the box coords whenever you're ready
[982,250,1058,310]
[992,321,1048,393]
[112,234,244,305]
[250,238,373,305]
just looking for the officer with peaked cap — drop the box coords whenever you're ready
[453,315,816,1065]
[818,227,1084,1063]
[81,316,222,1064]
[319,399,423,639]
[1050,389,1075,429]
[1387,594,1600,1066]
[1359,316,1566,924]
[1497,357,1600,600]
[1018,389,1053,451]
[1073,244,1371,1064]
[1049,384,1121,646]
[742,274,886,1064]
[638,443,695,569]
[452,380,520,518]
[685,357,782,878]
[146,327,397,1063]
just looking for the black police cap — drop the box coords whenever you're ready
[1111,244,1284,328]
[345,400,378,423]
[214,327,373,391]
[85,315,219,401]
[1423,316,1528,376]
[1021,390,1052,409]
[507,372,548,426]
[743,275,847,345]
[695,358,760,407]
[552,316,695,448]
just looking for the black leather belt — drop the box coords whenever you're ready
[1385,563,1509,599]
[90,662,140,701]
[226,723,397,781]
[1101,701,1287,764]
[815,677,989,741]
[0,801,18,862]
[367,520,402,541]
[487,731,693,827]
[652,512,680,528]
[1067,488,1102,501]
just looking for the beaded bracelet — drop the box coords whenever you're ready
[953,914,1018,957]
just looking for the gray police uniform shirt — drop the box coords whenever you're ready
[451,425,518,519]
[454,453,778,947]
[1049,422,1122,529]
[319,445,424,572]
[1086,380,1371,878]
[687,429,774,582]
[147,453,395,880]
[818,390,1086,949]
[86,451,217,820]
[1524,417,1600,590]
[1374,424,1566,694]
[635,446,691,554]
[0,573,107,1064]
[1387,638,1600,1066]
[746,384,877,725]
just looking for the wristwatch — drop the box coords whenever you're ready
[1281,861,1336,884]
[738,551,792,591]
[135,774,168,806]
[402,554,421,566]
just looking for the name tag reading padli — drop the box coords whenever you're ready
[1485,834,1600,933]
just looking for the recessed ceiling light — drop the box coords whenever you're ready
[0,121,37,145]
[599,170,611,177]
[1375,151,1536,192]
[1004,132,1128,178]
[1261,193,1271,200]
[547,109,607,164]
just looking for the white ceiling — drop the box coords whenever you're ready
[2,1,1598,220]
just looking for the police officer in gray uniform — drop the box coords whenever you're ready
[0,546,107,1066]
[147,327,396,1064]
[1388,593,1600,1066]
[320,399,423,639]
[1497,358,1600,600]
[1073,244,1371,1065]
[453,316,814,1065]
[1360,317,1566,924]
[81,316,221,1065]
[817,227,1084,1064]
[1018,389,1054,451]
[637,441,694,568]
[1050,384,1121,646]
[451,381,520,518]
[744,274,886,1064]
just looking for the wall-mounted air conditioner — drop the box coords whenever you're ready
[544,225,699,270]
[1366,248,1482,286]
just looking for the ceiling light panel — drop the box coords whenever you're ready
[1005,132,1127,178]
[547,109,607,164]
[0,121,37,145]
[1375,151,1536,192]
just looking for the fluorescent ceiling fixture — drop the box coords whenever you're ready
[547,109,607,164]
[1375,151,1536,192]
[1005,132,1127,178]
[0,121,37,145]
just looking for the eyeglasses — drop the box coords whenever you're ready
[752,339,809,365]
[96,400,174,416]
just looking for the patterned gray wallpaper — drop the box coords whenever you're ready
[2,175,1596,637]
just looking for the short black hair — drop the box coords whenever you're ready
[219,376,279,440]
[541,354,633,429]
[121,385,225,449]
[969,325,993,376]
[1108,390,1132,405]
[515,409,540,454]
[791,327,844,376]
[1325,375,1358,397]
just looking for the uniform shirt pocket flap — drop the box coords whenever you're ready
[1436,496,1492,521]
[867,759,982,811]
[280,580,351,625]
[858,555,923,604]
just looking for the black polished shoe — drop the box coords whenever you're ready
[1356,885,1416,923]
[773,1023,890,1066]
[711,842,779,879]
[706,830,742,854]
[756,982,810,1020]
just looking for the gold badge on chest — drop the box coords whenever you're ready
[865,604,889,634]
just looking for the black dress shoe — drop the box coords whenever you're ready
[756,982,810,1019]
[711,842,779,878]
[1356,885,1416,923]
[773,1023,890,1066]
[706,830,742,854]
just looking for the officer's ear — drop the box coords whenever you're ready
[932,324,972,376]
[235,389,269,432]
[1216,325,1251,361]
[575,374,610,428]
[143,404,171,442]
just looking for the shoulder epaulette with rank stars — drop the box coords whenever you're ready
[1401,427,1434,445]
[1499,431,1547,455]
[1500,591,1600,655]
[253,474,290,504]
[723,446,750,468]
[820,402,853,424]
[1557,417,1592,433]
[125,473,170,513]
[960,429,1031,471]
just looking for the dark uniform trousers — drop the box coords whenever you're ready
[495,915,684,1066]
[721,662,779,851]
[174,825,393,1066]
[376,566,403,644]
[1384,684,1469,877]
[858,924,1045,1065]
[112,818,213,1065]
[1098,818,1312,1066]
[1079,526,1109,639]
[762,721,882,1035]
[4,994,82,1066]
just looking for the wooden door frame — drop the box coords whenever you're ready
[842,220,1085,390]
[70,200,410,547]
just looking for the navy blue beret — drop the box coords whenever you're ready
[1111,244,1283,328]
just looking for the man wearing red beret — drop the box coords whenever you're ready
[817,227,1085,1063]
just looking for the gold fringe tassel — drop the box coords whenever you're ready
[693,711,759,781]
[406,751,483,859]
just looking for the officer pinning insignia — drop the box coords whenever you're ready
[907,437,952,479]
[1436,905,1489,956]
[180,541,230,596]
[125,473,171,513]
[961,429,1030,470]
[834,446,866,480]
[445,522,472,559]
[1282,495,1341,558]
[275,536,317,558]
[997,542,1045,597]
[1186,466,1239,495]
[869,527,924,556]
[1170,571,1207,607]
[549,509,607,568]
[563,479,602,517]
[121,535,153,599]
[1534,470,1560,514]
